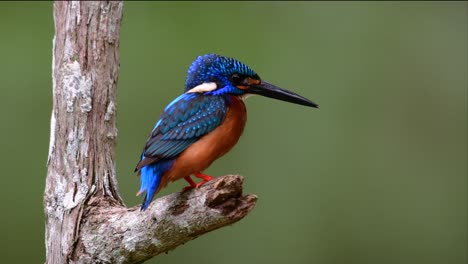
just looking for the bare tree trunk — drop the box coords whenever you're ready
[44,2,257,264]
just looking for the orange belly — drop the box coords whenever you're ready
[158,96,247,190]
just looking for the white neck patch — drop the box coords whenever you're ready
[240,93,256,101]
[186,82,218,94]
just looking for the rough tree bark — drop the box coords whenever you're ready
[44,2,257,263]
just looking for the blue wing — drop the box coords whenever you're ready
[135,93,227,171]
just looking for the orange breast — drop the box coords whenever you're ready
[158,96,247,190]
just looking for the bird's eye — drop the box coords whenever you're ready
[231,74,242,84]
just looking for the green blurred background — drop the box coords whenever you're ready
[0,2,466,264]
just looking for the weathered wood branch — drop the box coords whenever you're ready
[44,2,257,263]
[80,175,256,263]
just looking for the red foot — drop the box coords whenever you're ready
[194,171,215,189]
[182,172,216,191]
[182,176,197,192]
[194,171,215,181]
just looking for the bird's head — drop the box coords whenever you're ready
[184,54,318,108]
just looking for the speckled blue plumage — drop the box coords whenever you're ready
[185,54,258,92]
[138,93,228,210]
[144,93,227,158]
[137,54,259,210]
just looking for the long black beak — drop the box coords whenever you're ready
[248,81,318,108]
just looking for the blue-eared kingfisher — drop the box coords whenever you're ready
[135,54,318,210]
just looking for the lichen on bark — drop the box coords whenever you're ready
[44,2,257,263]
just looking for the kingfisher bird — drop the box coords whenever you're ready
[135,54,318,210]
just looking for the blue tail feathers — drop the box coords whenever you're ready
[138,158,174,211]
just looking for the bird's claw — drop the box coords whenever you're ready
[195,180,210,189]
[182,179,210,192]
[181,173,214,192]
